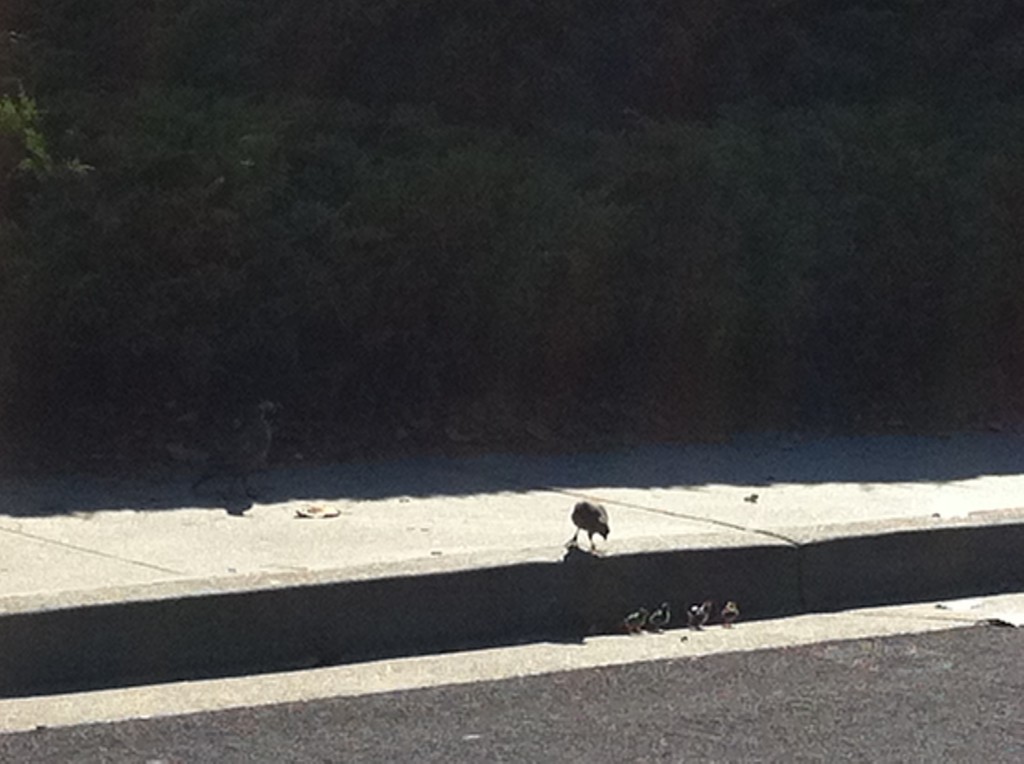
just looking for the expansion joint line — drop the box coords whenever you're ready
[553,489,803,547]
[0,525,182,575]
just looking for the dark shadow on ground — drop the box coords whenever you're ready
[2,432,1024,517]
[4,527,1020,698]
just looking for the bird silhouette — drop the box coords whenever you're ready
[192,400,277,498]
[647,602,671,631]
[687,600,713,630]
[623,607,649,634]
[566,501,610,552]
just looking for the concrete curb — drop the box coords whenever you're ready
[2,521,1022,698]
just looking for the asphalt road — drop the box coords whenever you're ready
[3,626,1022,763]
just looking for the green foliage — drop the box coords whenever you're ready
[0,92,53,173]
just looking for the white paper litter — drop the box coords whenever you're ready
[935,598,986,611]
[936,598,1024,627]
[982,613,1024,628]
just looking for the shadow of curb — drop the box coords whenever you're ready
[1,523,1021,698]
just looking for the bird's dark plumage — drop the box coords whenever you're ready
[623,607,649,634]
[192,400,276,497]
[567,501,610,552]
[687,600,713,630]
[721,601,740,627]
[647,602,671,631]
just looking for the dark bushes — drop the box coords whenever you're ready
[3,2,1024,463]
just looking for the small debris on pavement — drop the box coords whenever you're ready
[936,598,986,612]
[294,505,341,519]
[937,598,1024,627]
[983,615,1024,628]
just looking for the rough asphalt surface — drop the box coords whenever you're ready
[3,626,1021,762]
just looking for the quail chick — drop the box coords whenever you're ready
[647,602,671,631]
[192,400,277,498]
[721,600,740,628]
[687,600,713,630]
[623,607,649,635]
[567,501,610,552]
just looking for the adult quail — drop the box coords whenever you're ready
[192,400,276,497]
[566,501,610,552]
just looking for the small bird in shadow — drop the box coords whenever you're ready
[721,601,740,627]
[647,602,671,632]
[623,607,649,634]
[192,400,277,498]
[687,600,713,630]
[566,501,610,553]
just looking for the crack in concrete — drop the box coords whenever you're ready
[552,488,802,546]
[0,525,182,575]
[439,458,802,546]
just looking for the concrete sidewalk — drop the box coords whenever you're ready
[1,433,1023,697]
